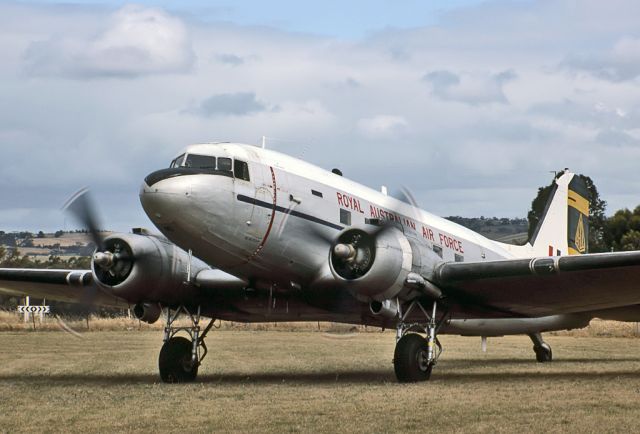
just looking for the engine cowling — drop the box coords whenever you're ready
[92,232,208,304]
[329,227,413,301]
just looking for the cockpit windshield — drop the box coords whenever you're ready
[168,153,250,181]
[184,154,216,170]
[169,154,185,168]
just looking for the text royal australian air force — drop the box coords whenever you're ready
[335,191,465,256]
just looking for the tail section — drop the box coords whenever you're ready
[566,175,590,255]
[496,170,589,258]
[528,171,589,256]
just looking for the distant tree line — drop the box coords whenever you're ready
[446,216,529,237]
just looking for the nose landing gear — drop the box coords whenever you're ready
[159,305,216,383]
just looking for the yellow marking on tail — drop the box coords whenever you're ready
[568,190,589,216]
[574,214,586,254]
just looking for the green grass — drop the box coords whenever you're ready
[1,331,640,433]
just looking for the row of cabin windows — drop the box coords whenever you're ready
[432,244,464,262]
[169,154,250,181]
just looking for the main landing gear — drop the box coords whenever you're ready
[159,305,215,383]
[394,300,447,383]
[529,332,552,363]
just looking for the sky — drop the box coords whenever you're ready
[1,0,640,232]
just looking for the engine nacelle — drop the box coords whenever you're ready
[92,232,209,304]
[329,227,413,301]
[370,299,399,319]
[133,302,162,324]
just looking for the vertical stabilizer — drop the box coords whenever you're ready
[528,171,589,256]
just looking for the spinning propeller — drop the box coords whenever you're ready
[62,188,133,287]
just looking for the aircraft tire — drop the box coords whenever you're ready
[534,343,552,363]
[393,333,433,383]
[159,336,198,383]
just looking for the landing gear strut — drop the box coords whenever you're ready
[159,305,215,383]
[528,332,552,363]
[394,300,447,383]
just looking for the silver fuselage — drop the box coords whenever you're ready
[139,143,591,334]
[140,143,514,285]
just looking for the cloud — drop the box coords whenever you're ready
[528,99,634,129]
[4,1,640,231]
[214,53,245,66]
[186,92,267,117]
[564,36,640,82]
[423,69,517,105]
[23,5,195,78]
[357,115,408,138]
[595,128,639,147]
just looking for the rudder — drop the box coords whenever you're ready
[528,170,589,256]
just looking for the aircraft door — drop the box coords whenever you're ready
[236,162,275,250]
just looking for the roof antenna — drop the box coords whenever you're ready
[261,136,266,149]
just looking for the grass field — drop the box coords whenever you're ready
[1,331,640,433]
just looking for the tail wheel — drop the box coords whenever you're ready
[534,343,553,363]
[159,336,198,383]
[394,333,433,383]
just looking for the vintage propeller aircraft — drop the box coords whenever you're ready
[2,142,640,383]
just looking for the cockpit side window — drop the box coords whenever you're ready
[170,154,185,168]
[234,160,250,181]
[218,157,232,172]
[184,154,216,170]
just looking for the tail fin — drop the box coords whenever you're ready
[528,171,589,256]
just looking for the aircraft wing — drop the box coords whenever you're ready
[0,268,128,308]
[433,251,640,316]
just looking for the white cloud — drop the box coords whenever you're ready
[564,36,640,82]
[185,92,268,117]
[423,70,516,105]
[2,1,640,231]
[357,115,408,138]
[23,5,195,78]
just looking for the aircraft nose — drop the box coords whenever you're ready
[140,169,192,226]
[143,168,185,188]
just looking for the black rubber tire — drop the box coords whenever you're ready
[534,344,553,363]
[159,336,198,383]
[394,334,433,383]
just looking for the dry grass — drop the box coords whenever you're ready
[2,309,640,337]
[1,330,640,433]
[0,310,368,334]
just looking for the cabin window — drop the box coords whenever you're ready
[432,245,443,259]
[312,190,323,198]
[340,209,351,225]
[170,154,185,168]
[218,157,232,172]
[234,160,250,181]
[454,254,464,262]
[184,154,216,169]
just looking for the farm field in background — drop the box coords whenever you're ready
[1,330,640,433]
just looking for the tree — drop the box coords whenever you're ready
[582,175,608,252]
[527,184,554,240]
[527,170,607,252]
[620,230,640,251]
[603,206,640,251]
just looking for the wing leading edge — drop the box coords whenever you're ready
[433,251,640,316]
[0,268,127,308]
